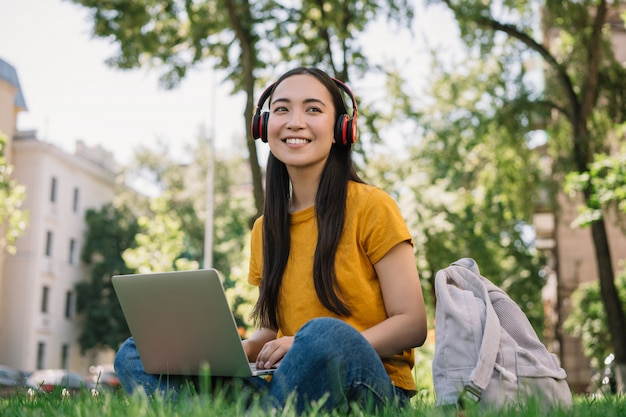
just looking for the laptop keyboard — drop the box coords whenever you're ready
[249,362,277,375]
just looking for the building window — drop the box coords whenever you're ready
[50,177,57,203]
[61,344,69,369]
[45,231,53,257]
[72,187,80,213]
[41,286,50,313]
[65,291,74,319]
[37,342,46,370]
[69,239,76,264]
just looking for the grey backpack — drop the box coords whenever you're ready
[432,258,572,411]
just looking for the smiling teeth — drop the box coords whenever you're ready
[285,138,309,144]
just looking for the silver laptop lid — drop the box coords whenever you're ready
[112,269,254,376]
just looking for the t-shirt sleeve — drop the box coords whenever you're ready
[248,215,264,287]
[360,188,413,265]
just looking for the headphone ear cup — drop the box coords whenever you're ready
[260,112,270,142]
[334,114,350,145]
[347,116,357,144]
[252,112,262,140]
[252,112,270,142]
[331,78,358,145]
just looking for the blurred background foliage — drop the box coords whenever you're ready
[564,268,626,370]
[0,132,29,255]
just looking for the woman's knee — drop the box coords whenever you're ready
[299,317,360,340]
[295,318,364,358]
[114,337,137,375]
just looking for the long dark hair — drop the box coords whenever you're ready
[252,67,364,329]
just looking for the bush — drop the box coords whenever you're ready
[564,265,626,368]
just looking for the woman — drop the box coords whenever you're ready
[115,67,427,414]
[244,67,427,412]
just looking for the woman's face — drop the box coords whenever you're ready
[266,74,336,173]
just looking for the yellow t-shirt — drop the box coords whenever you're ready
[248,181,416,392]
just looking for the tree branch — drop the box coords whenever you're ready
[315,0,337,75]
[441,0,580,123]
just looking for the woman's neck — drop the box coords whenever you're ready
[288,169,320,213]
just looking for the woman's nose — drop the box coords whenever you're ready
[286,110,305,129]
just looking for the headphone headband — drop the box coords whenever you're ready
[251,77,358,145]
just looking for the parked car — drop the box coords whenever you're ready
[88,364,121,392]
[0,365,27,397]
[26,369,97,397]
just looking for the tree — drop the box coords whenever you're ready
[564,139,626,370]
[70,0,267,219]
[122,194,200,273]
[436,0,626,391]
[76,203,139,352]
[265,0,414,81]
[122,132,258,329]
[0,132,28,255]
[373,53,546,330]
[69,0,416,222]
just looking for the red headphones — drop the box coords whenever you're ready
[251,78,358,145]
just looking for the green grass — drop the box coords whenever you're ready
[1,389,625,417]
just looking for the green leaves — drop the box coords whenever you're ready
[565,268,626,368]
[123,194,200,273]
[76,203,139,352]
[565,140,626,228]
[74,0,233,88]
[0,132,29,255]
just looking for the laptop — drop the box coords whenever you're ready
[112,269,276,377]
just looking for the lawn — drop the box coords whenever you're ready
[0,389,624,417]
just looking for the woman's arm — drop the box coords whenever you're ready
[242,327,278,362]
[361,241,427,358]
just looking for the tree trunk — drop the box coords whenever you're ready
[590,218,626,393]
[244,88,266,221]
[224,0,265,223]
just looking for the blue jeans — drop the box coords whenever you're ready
[115,317,410,413]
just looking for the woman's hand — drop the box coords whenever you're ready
[256,335,294,369]
[242,327,278,362]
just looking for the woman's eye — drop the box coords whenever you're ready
[273,106,288,113]
[306,107,321,113]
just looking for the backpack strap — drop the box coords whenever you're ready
[446,259,502,406]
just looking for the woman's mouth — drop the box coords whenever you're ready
[283,138,311,144]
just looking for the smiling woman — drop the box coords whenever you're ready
[248,68,425,413]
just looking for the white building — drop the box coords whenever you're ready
[0,58,118,373]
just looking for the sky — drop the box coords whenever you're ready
[0,0,456,165]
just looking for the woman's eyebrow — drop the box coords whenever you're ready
[271,97,327,107]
